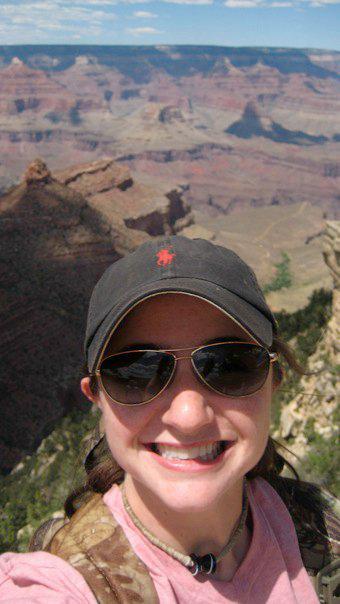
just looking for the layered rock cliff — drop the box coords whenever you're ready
[0,158,191,473]
[277,222,339,478]
[55,158,193,254]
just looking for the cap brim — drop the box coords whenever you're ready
[87,277,273,372]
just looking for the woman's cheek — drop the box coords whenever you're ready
[100,398,153,455]
[224,391,271,451]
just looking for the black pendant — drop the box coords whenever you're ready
[189,553,217,576]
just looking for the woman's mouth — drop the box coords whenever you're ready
[143,440,234,470]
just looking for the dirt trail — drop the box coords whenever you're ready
[254,202,308,244]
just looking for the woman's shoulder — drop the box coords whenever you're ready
[251,476,340,591]
[0,551,97,603]
[257,476,339,544]
[251,475,339,531]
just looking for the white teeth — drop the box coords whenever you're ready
[155,442,223,461]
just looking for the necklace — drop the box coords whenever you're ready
[121,479,249,577]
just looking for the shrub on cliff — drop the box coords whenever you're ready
[0,405,98,554]
[263,251,293,294]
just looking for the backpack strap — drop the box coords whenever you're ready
[315,559,340,604]
[31,493,159,604]
[29,516,68,552]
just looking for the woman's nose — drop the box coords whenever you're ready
[161,361,215,434]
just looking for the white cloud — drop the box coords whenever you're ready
[24,1,57,8]
[43,0,115,4]
[163,0,213,3]
[76,0,115,4]
[0,1,118,43]
[133,10,158,17]
[2,1,56,9]
[310,0,340,4]
[270,1,293,5]
[11,15,35,23]
[126,26,163,34]
[0,1,116,25]
[224,0,262,6]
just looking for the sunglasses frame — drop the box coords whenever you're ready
[93,341,279,406]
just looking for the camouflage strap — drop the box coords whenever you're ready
[315,559,340,604]
[29,517,68,552]
[30,494,159,604]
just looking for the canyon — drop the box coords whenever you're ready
[0,46,339,219]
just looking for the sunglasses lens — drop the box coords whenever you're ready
[193,343,270,397]
[99,351,175,405]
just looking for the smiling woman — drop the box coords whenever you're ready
[0,236,339,604]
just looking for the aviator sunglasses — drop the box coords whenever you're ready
[94,341,278,406]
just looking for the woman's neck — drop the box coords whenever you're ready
[123,475,251,580]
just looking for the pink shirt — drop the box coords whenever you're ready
[0,478,318,603]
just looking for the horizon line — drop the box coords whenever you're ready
[1,43,339,53]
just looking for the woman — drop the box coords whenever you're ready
[0,236,338,603]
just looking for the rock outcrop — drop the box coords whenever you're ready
[226,101,328,145]
[277,221,339,456]
[0,158,192,474]
[23,158,53,185]
[55,158,193,255]
[158,106,185,124]
[322,222,340,365]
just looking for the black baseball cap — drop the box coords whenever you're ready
[85,236,277,372]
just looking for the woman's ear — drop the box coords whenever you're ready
[81,376,101,407]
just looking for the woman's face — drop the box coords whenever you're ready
[82,293,274,513]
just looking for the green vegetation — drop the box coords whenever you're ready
[271,288,338,495]
[275,288,332,364]
[0,405,99,554]
[302,408,340,493]
[270,289,332,431]
[263,251,293,294]
[0,289,335,554]
[45,111,62,124]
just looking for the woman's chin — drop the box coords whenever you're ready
[144,475,242,516]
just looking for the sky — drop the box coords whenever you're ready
[0,0,339,50]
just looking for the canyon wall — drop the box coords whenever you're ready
[0,158,191,473]
[277,221,339,469]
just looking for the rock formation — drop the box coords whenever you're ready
[158,106,185,124]
[24,158,53,185]
[226,101,328,145]
[277,221,339,456]
[322,222,340,365]
[55,158,193,255]
[0,158,192,474]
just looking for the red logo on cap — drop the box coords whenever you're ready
[157,248,176,267]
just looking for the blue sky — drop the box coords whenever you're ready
[0,0,339,50]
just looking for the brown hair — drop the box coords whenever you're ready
[64,334,304,517]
